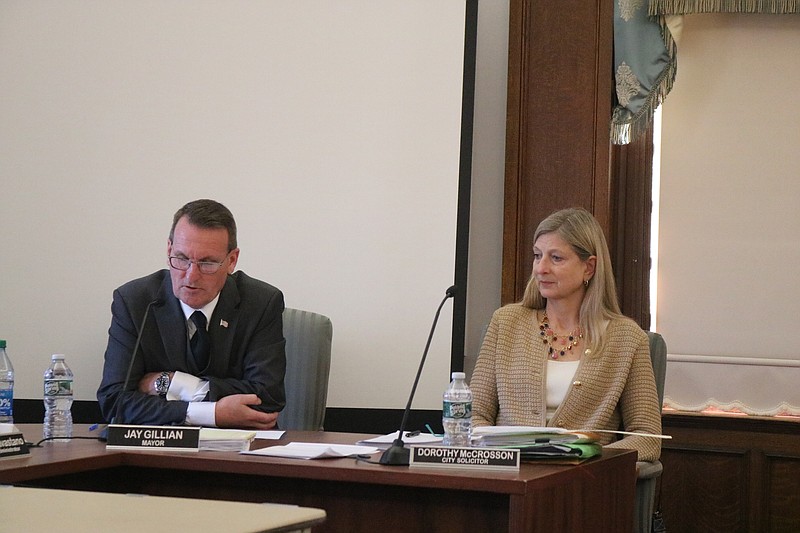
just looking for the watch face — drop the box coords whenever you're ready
[155,373,169,394]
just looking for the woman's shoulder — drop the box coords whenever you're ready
[492,303,538,322]
[605,316,649,345]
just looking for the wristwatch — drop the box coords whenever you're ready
[154,371,171,396]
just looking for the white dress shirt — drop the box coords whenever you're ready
[168,294,221,427]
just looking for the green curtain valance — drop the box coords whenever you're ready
[650,0,800,14]
[612,0,798,145]
[611,2,677,145]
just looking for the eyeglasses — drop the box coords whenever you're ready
[169,256,226,274]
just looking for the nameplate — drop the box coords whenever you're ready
[409,445,520,471]
[0,432,29,459]
[106,424,200,451]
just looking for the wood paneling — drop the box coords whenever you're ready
[660,413,800,533]
[767,456,800,531]
[503,0,653,324]
[610,127,653,328]
[503,0,614,304]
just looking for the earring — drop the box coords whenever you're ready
[583,279,589,287]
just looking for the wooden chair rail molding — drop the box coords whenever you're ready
[660,411,800,532]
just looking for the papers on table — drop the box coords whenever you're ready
[0,424,20,435]
[471,426,602,462]
[199,428,256,452]
[471,426,669,463]
[254,430,285,440]
[242,442,379,460]
[472,426,600,446]
[472,425,671,445]
[473,426,570,436]
[356,431,443,449]
[196,429,293,451]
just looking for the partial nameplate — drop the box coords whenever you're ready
[106,424,200,451]
[409,445,520,471]
[0,432,30,459]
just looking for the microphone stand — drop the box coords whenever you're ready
[379,286,456,466]
[99,298,161,441]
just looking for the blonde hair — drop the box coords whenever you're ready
[520,207,624,352]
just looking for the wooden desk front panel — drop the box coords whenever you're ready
[661,412,800,533]
[5,426,636,533]
[24,465,508,533]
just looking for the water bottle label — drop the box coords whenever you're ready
[0,389,12,417]
[443,400,472,419]
[44,379,73,397]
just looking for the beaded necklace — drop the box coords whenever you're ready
[538,312,583,359]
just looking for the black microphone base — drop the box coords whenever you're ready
[379,443,410,466]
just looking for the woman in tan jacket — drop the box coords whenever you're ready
[470,207,661,462]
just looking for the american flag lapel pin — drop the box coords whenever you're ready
[220,319,228,328]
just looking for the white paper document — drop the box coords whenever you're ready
[0,424,20,435]
[253,430,285,440]
[472,426,573,436]
[242,442,379,460]
[356,432,443,449]
[472,425,671,439]
[198,428,256,452]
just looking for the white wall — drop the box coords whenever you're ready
[659,13,800,415]
[0,1,510,411]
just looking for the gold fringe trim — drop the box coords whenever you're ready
[650,0,800,14]
[610,17,678,145]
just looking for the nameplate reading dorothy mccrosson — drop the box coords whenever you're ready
[409,445,520,471]
[106,424,200,451]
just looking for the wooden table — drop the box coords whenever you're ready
[1,425,636,533]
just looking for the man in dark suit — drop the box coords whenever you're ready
[97,199,285,429]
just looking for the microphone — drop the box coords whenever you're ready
[379,285,456,466]
[98,298,162,441]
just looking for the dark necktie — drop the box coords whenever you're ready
[190,311,210,370]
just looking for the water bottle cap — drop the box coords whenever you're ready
[451,371,466,380]
[51,353,66,361]
[0,340,5,349]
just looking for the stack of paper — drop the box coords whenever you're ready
[355,432,443,449]
[242,442,379,459]
[472,426,600,447]
[472,426,602,462]
[253,430,285,440]
[198,428,256,452]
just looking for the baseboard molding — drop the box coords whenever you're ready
[14,399,103,425]
[12,399,444,435]
[323,407,444,435]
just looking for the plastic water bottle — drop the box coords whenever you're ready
[442,371,472,447]
[43,354,73,440]
[0,340,14,424]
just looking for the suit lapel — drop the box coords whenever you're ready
[208,275,240,375]
[153,275,188,371]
